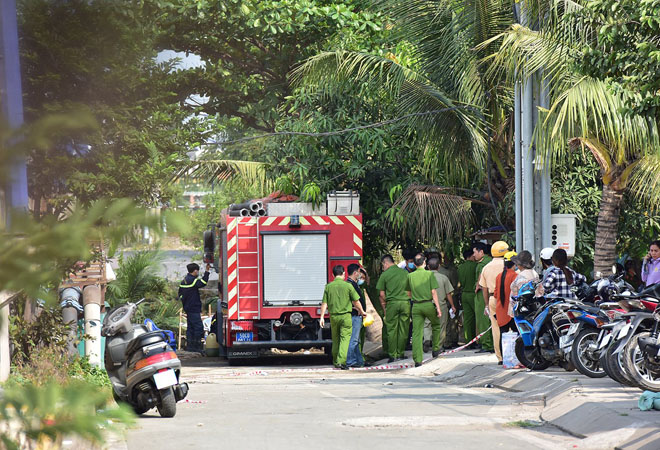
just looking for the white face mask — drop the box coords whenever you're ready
[357,279,365,286]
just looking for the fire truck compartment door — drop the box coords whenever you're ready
[263,234,327,305]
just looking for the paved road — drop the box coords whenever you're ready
[124,353,582,450]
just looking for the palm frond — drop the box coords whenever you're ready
[175,159,272,193]
[629,153,660,210]
[107,251,165,305]
[389,184,474,243]
[293,50,487,182]
[538,78,660,168]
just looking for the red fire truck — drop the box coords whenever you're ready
[207,194,363,361]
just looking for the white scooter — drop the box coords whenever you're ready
[102,298,188,417]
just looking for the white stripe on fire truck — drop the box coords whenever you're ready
[228,302,238,319]
[353,234,362,248]
[227,218,237,232]
[312,216,329,225]
[227,236,237,251]
[227,252,237,268]
[299,216,310,226]
[228,269,236,285]
[329,216,344,225]
[345,215,362,231]
[262,217,277,226]
[278,217,290,226]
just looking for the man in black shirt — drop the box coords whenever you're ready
[178,262,210,353]
[346,264,367,367]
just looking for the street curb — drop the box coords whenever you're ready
[425,361,660,449]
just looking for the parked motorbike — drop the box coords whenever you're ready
[598,284,660,387]
[558,272,631,378]
[513,282,574,371]
[102,298,189,417]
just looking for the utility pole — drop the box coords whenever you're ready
[514,3,552,260]
[0,0,27,382]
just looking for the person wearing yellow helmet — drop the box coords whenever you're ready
[477,240,510,360]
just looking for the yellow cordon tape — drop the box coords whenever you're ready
[227,326,493,377]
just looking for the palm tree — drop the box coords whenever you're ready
[292,0,516,187]
[487,1,660,275]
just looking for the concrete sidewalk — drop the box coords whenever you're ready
[401,349,660,449]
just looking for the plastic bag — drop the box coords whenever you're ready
[502,331,521,369]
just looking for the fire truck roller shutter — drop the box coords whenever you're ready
[262,233,328,305]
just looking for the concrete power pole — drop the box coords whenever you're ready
[0,0,28,382]
[514,3,552,260]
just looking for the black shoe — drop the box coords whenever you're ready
[476,348,491,353]
[432,349,441,358]
[396,356,406,361]
[387,357,395,363]
[414,362,422,367]
[467,343,478,350]
[363,361,372,367]
[498,361,503,365]
[340,364,349,370]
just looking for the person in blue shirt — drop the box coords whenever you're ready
[179,263,210,353]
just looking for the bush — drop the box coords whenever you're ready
[9,305,71,366]
[107,251,168,307]
[0,381,135,450]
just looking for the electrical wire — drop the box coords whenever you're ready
[200,106,474,146]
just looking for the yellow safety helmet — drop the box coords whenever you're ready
[503,251,518,262]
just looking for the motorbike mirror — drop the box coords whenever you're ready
[135,297,148,306]
[612,264,617,275]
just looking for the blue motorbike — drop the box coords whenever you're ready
[513,282,574,371]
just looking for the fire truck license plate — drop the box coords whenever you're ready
[236,332,253,342]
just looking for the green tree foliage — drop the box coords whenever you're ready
[577,0,660,117]
[107,251,168,306]
[19,0,189,213]
[0,381,134,449]
[488,0,660,274]
[154,0,384,133]
[268,83,428,259]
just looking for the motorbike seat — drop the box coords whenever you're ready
[125,331,167,357]
[580,304,602,315]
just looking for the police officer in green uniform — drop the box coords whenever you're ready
[320,265,365,369]
[473,242,493,352]
[376,254,410,362]
[457,249,478,347]
[406,255,442,367]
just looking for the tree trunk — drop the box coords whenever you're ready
[593,183,624,277]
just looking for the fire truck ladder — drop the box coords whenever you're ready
[236,218,260,319]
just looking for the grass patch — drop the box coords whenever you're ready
[505,420,543,428]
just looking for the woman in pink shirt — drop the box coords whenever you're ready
[642,240,660,287]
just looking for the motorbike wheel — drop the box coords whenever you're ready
[113,390,148,415]
[515,337,552,370]
[157,387,177,418]
[601,341,636,387]
[622,332,660,392]
[570,328,606,378]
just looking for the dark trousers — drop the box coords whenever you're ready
[186,311,204,351]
